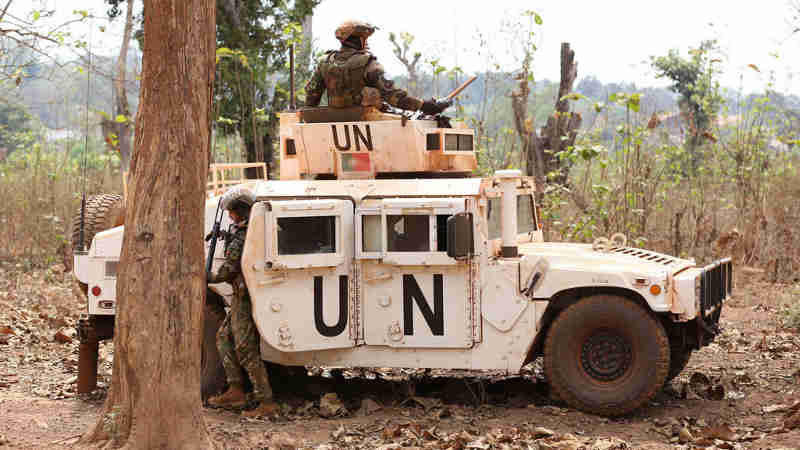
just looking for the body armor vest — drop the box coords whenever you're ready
[319,50,372,108]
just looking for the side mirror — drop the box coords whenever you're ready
[447,213,474,260]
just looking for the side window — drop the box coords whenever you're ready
[436,214,450,251]
[358,198,464,264]
[488,198,501,240]
[277,216,336,254]
[361,215,381,253]
[387,215,429,252]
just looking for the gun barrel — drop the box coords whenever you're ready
[444,75,478,101]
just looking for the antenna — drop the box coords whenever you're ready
[78,20,92,252]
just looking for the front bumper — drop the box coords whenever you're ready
[694,257,732,346]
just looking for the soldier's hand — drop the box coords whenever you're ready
[420,98,453,115]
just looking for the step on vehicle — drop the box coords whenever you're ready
[73,102,731,416]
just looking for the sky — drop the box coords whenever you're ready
[14,0,800,94]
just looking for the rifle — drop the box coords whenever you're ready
[205,198,224,280]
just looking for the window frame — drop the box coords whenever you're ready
[266,199,348,269]
[486,193,539,240]
[355,207,383,259]
[356,198,465,266]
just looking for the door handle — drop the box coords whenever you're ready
[259,273,287,286]
[364,272,393,283]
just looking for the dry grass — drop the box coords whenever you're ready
[0,142,120,267]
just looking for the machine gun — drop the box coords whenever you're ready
[205,198,224,280]
[443,75,477,102]
[416,75,478,123]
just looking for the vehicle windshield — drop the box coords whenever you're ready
[487,194,538,240]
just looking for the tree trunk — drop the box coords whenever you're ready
[512,43,582,218]
[101,0,136,172]
[528,43,581,187]
[300,13,313,69]
[115,0,135,172]
[80,0,216,448]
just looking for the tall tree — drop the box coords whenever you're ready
[650,40,722,156]
[101,0,137,172]
[214,0,318,176]
[512,41,582,191]
[388,31,422,97]
[80,0,216,447]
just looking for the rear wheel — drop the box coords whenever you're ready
[544,295,670,416]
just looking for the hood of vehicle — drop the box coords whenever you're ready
[517,242,695,276]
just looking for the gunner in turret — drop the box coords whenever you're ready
[304,20,451,115]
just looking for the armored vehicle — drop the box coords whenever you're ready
[73,105,731,416]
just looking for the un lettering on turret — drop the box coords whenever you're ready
[331,124,373,151]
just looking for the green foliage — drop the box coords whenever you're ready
[214,0,321,166]
[651,40,723,145]
[0,101,35,150]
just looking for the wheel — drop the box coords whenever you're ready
[544,295,670,416]
[70,193,126,296]
[666,344,692,383]
[202,289,228,402]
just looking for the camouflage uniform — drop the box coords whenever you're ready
[210,219,273,403]
[304,47,424,111]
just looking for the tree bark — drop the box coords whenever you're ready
[80,0,216,448]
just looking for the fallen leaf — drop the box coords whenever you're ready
[763,404,789,414]
[699,424,738,441]
[54,329,72,344]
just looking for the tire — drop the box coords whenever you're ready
[544,295,670,416]
[202,289,228,402]
[666,344,692,383]
[70,193,126,296]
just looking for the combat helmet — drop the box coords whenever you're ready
[335,20,377,49]
[221,187,256,219]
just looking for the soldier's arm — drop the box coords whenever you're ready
[304,64,326,107]
[365,59,424,111]
[208,231,244,283]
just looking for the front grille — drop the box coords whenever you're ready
[699,257,732,324]
[609,247,679,266]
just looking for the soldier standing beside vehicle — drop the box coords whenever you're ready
[207,188,278,417]
[304,20,452,115]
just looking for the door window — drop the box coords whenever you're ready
[278,216,336,254]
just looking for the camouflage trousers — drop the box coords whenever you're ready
[216,287,273,402]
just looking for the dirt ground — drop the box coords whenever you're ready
[1,264,799,449]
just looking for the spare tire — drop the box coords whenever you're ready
[70,193,126,297]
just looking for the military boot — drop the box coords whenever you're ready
[242,400,280,417]
[208,383,247,408]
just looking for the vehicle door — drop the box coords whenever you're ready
[252,199,356,352]
[356,198,474,349]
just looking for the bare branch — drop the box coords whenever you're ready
[0,0,13,23]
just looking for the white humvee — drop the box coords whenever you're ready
[74,107,731,416]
